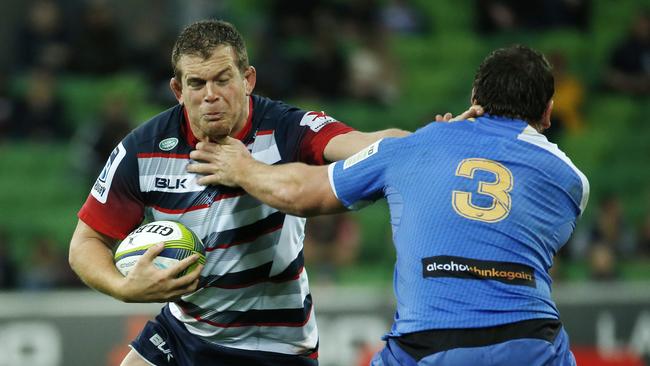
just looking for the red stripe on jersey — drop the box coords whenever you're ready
[151,191,246,214]
[299,122,355,165]
[256,129,274,136]
[136,152,190,159]
[209,223,284,250]
[185,314,312,328]
[152,204,210,214]
[214,191,246,201]
[177,291,312,328]
[213,266,304,289]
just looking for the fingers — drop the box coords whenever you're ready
[140,242,165,263]
[434,113,453,123]
[167,254,201,278]
[173,264,203,287]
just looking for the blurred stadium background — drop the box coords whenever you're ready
[0,0,648,365]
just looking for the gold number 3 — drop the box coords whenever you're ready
[452,158,513,223]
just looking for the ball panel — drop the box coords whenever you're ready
[113,220,205,277]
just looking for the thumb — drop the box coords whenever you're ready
[140,242,165,262]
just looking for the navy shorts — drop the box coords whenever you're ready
[370,319,576,366]
[130,306,318,366]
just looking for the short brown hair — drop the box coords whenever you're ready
[472,45,554,127]
[171,19,249,79]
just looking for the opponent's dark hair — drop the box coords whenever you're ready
[171,19,249,79]
[472,45,554,127]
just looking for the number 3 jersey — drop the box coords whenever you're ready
[78,95,354,355]
[328,116,589,336]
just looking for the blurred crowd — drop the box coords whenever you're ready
[0,0,649,290]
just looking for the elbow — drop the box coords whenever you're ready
[68,242,85,278]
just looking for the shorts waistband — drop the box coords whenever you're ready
[394,318,562,361]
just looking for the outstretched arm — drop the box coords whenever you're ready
[323,105,484,162]
[187,139,345,217]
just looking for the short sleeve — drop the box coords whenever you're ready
[77,135,145,240]
[328,138,391,210]
[274,107,354,165]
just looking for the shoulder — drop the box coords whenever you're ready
[123,104,184,152]
[252,95,303,121]
[516,126,590,209]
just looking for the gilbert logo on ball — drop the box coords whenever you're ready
[114,221,205,277]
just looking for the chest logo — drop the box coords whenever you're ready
[300,111,338,132]
[159,138,179,151]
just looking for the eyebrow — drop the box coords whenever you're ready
[185,66,233,83]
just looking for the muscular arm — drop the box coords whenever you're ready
[69,219,202,302]
[323,105,484,162]
[323,129,409,162]
[188,140,345,217]
[69,220,125,297]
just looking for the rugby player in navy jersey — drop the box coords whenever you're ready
[68,19,476,366]
[196,45,589,366]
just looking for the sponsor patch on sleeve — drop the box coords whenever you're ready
[299,111,338,132]
[343,139,382,170]
[422,255,536,287]
[91,142,127,204]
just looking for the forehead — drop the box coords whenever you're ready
[178,45,238,78]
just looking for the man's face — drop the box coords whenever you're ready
[171,45,256,141]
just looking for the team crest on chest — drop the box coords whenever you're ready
[159,137,179,151]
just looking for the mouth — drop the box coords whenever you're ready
[203,112,224,122]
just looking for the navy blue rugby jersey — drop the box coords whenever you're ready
[79,95,354,355]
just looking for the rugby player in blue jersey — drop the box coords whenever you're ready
[68,19,476,366]
[194,45,589,366]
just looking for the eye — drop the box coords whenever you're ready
[217,77,230,85]
[187,79,205,88]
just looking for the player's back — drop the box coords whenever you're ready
[381,116,589,335]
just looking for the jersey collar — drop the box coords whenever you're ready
[182,96,254,147]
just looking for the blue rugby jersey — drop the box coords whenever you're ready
[328,116,589,336]
[79,95,353,355]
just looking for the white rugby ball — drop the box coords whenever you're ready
[114,220,205,277]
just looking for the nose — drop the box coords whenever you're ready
[204,81,220,102]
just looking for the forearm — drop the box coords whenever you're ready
[235,159,343,217]
[69,223,126,300]
[324,129,409,162]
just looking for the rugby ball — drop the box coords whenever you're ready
[114,220,205,277]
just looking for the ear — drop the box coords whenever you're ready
[169,77,183,105]
[540,99,553,131]
[243,66,257,96]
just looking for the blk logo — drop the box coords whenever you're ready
[155,177,187,189]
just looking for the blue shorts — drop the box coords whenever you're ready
[130,305,318,366]
[370,319,576,366]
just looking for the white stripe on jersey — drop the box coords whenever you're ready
[149,197,279,238]
[270,215,305,276]
[169,298,318,355]
[251,132,282,164]
[517,126,590,214]
[183,270,311,313]
[138,156,204,193]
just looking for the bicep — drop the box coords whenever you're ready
[70,219,117,254]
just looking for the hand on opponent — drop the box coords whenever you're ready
[435,105,484,122]
[187,137,253,187]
